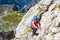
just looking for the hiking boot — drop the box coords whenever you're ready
[35,33,39,36]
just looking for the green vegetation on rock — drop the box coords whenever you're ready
[57,4,60,8]
[0,5,25,31]
[38,38,42,40]
[26,27,32,32]
[53,4,60,10]
[1,13,25,30]
[37,7,43,12]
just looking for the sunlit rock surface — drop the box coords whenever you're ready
[15,0,60,40]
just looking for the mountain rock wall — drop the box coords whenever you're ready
[15,0,60,40]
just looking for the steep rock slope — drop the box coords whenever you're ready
[15,0,60,40]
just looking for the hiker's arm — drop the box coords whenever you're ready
[37,20,40,27]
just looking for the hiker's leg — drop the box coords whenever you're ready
[32,28,35,36]
[34,28,39,35]
[34,28,37,33]
[34,28,37,34]
[32,28,37,36]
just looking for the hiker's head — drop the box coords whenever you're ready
[33,15,38,20]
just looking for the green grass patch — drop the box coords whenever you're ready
[37,7,43,12]
[26,27,32,32]
[53,4,60,10]
[2,13,25,26]
[38,38,42,40]
[57,4,60,8]
[1,13,25,31]
[0,5,25,31]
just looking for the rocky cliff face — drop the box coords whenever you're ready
[15,0,60,40]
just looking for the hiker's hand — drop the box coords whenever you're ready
[35,26,38,28]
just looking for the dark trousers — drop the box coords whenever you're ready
[31,27,38,36]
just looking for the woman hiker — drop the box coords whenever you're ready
[31,15,41,36]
